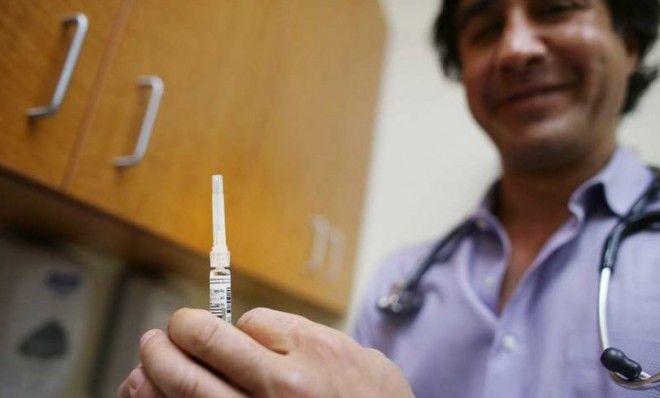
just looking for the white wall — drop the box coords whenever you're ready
[347,0,660,328]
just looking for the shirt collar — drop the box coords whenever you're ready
[472,146,654,224]
[569,146,654,218]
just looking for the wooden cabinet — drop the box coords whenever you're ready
[0,0,122,188]
[0,0,385,313]
[231,1,384,311]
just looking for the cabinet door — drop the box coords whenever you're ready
[65,1,273,255]
[230,1,385,313]
[0,0,122,188]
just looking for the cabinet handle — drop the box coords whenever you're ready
[114,76,164,168]
[305,215,330,272]
[326,228,345,282]
[27,13,89,119]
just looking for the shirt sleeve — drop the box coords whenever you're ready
[352,277,379,347]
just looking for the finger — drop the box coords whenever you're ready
[132,377,166,398]
[139,329,247,398]
[117,367,165,398]
[236,307,312,353]
[167,308,278,391]
[117,378,131,398]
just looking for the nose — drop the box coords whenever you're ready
[496,9,547,75]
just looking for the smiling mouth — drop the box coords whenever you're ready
[498,84,570,107]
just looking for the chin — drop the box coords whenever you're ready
[495,109,585,165]
[500,124,591,173]
[504,139,585,173]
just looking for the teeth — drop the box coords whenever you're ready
[511,87,560,102]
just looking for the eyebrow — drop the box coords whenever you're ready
[458,0,497,26]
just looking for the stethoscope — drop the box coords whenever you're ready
[377,168,660,390]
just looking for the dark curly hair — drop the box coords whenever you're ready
[432,0,660,114]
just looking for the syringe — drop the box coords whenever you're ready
[209,175,232,322]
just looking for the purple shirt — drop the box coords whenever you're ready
[353,147,660,398]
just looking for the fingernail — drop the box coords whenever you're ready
[140,329,159,347]
[128,367,146,396]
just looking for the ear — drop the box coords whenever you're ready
[622,29,640,74]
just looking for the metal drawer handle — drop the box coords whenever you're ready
[27,13,89,119]
[305,215,330,272]
[114,76,164,168]
[326,228,345,282]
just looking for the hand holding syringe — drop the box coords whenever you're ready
[209,175,232,322]
[120,176,412,396]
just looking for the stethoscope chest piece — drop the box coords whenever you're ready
[377,281,424,317]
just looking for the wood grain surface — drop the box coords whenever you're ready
[0,0,122,188]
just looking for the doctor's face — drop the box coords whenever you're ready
[457,0,638,172]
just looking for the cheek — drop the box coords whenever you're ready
[553,23,629,100]
[462,64,492,120]
[566,41,630,117]
[552,35,598,91]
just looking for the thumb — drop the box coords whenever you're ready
[237,307,311,354]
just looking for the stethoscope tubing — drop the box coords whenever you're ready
[598,209,660,390]
[599,265,660,389]
[378,169,660,390]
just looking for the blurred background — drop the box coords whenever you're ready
[1,1,659,397]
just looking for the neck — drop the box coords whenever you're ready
[497,143,616,229]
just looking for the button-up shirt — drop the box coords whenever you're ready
[353,147,660,398]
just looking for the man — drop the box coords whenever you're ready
[118,0,660,397]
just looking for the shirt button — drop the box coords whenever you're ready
[501,334,519,352]
[483,274,498,288]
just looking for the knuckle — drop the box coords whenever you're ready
[285,313,309,329]
[313,332,344,357]
[306,329,353,361]
[278,315,311,349]
[174,366,201,398]
[236,307,269,328]
[235,309,255,329]
[238,307,310,330]
[269,368,314,398]
[190,316,221,355]
[280,313,307,331]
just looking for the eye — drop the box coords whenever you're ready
[535,0,583,19]
[468,17,505,44]
[475,23,501,41]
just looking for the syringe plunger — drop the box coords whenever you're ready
[212,175,227,249]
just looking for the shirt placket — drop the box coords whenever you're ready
[477,211,585,398]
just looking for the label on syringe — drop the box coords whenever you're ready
[210,274,232,323]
